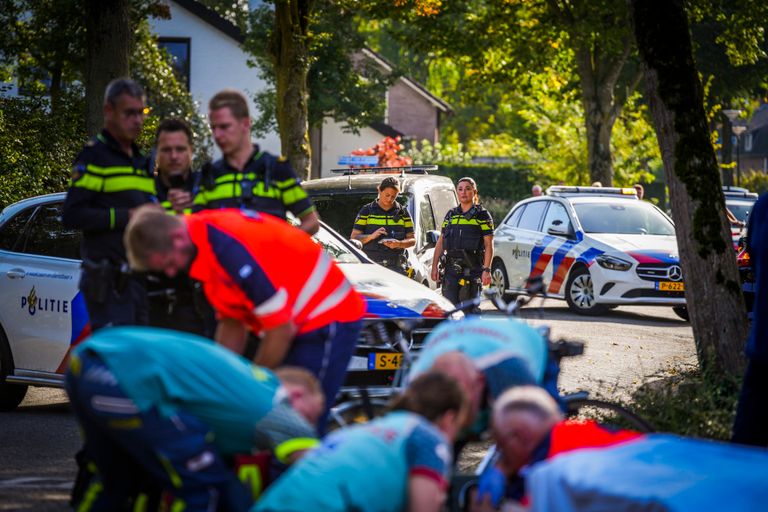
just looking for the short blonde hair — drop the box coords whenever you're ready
[123,204,183,271]
[209,89,249,120]
[275,367,324,399]
[493,385,563,426]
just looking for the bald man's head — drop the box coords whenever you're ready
[431,352,484,426]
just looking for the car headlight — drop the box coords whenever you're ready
[596,255,632,271]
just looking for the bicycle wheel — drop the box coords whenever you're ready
[565,397,655,433]
[327,398,389,431]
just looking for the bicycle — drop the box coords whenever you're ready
[330,281,654,433]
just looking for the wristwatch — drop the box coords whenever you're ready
[482,267,491,272]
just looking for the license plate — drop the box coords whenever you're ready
[368,353,403,370]
[657,281,684,292]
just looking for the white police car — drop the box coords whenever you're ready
[0,193,455,410]
[491,186,686,317]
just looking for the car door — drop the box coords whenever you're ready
[538,201,577,296]
[508,200,548,289]
[0,200,85,374]
[493,204,525,288]
[413,195,438,287]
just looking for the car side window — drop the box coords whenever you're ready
[428,187,458,227]
[419,196,437,247]
[504,204,525,227]
[517,201,547,231]
[0,205,36,252]
[541,202,572,234]
[18,203,81,259]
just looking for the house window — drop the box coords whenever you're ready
[158,38,190,91]
[745,133,753,152]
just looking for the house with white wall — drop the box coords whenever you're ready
[155,0,452,177]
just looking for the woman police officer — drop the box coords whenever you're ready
[350,177,416,275]
[430,177,494,305]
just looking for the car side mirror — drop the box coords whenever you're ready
[547,225,573,238]
[426,230,441,247]
[348,238,363,250]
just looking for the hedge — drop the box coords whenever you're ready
[434,163,533,223]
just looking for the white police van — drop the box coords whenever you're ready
[491,186,687,318]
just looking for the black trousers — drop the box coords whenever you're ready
[80,270,147,331]
[441,269,482,306]
[732,358,768,447]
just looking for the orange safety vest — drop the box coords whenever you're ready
[547,419,643,458]
[186,209,365,334]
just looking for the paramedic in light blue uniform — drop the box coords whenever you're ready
[254,372,467,512]
[65,327,322,512]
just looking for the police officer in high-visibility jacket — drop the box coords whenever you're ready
[146,118,214,337]
[430,177,494,305]
[350,176,416,275]
[62,78,156,330]
[195,89,320,235]
[124,206,365,432]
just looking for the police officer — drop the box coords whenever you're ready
[146,118,214,337]
[350,176,415,275]
[195,89,320,235]
[430,177,494,305]
[63,78,155,330]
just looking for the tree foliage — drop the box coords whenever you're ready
[0,3,206,207]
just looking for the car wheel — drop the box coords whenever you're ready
[490,260,516,310]
[0,328,28,411]
[672,305,690,321]
[565,266,607,315]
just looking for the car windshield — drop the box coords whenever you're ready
[726,201,754,223]
[573,201,675,235]
[314,226,363,264]
[309,193,409,237]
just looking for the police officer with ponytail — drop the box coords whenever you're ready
[63,78,155,330]
[350,177,416,275]
[430,177,494,305]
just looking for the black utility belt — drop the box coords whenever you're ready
[446,251,483,260]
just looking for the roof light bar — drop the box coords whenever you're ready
[330,165,438,176]
[547,186,638,196]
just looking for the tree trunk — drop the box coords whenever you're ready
[631,0,747,375]
[84,0,131,136]
[271,0,313,180]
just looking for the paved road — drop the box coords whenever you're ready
[0,301,696,510]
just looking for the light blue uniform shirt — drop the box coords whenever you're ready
[408,316,547,396]
[255,411,452,512]
[73,326,305,457]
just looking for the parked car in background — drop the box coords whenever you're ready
[304,166,458,289]
[0,193,456,410]
[491,186,687,318]
[723,186,758,244]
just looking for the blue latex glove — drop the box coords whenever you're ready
[475,464,506,508]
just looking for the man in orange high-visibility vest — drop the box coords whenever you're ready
[124,205,365,431]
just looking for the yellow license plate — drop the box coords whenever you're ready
[368,353,403,370]
[657,281,684,292]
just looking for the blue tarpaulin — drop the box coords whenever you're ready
[527,435,768,511]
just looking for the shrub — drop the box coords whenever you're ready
[740,170,768,195]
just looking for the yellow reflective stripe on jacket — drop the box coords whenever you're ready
[363,215,413,228]
[196,177,281,202]
[86,164,137,176]
[443,216,492,231]
[274,437,320,464]
[274,178,309,206]
[160,201,193,215]
[73,167,155,194]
